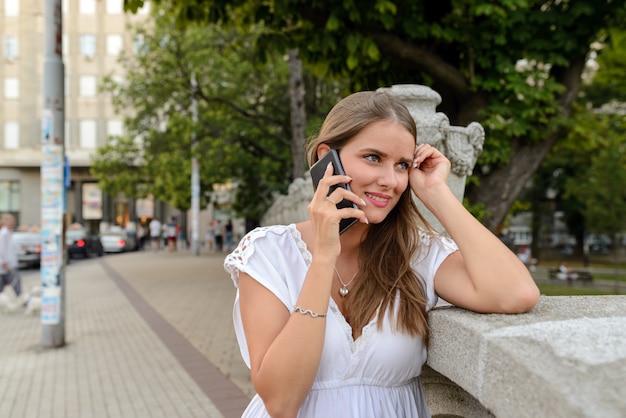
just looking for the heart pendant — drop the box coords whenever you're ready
[339,286,349,297]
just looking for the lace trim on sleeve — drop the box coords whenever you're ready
[224,226,272,283]
[290,224,312,265]
[414,228,458,263]
[223,224,310,287]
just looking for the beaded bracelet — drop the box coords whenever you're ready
[293,305,327,318]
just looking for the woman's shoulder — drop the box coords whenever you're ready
[224,224,306,289]
[411,228,458,273]
[224,224,302,268]
[240,224,297,244]
[416,227,458,252]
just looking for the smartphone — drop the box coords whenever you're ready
[310,149,359,234]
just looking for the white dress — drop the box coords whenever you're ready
[224,224,458,418]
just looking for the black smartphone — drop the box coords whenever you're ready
[310,149,359,234]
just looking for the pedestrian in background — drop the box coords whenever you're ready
[136,224,146,250]
[166,217,178,252]
[224,219,234,252]
[0,213,21,297]
[214,221,223,252]
[224,90,539,417]
[205,221,216,252]
[149,218,162,251]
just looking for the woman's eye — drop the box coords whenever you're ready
[364,154,380,163]
[398,162,410,170]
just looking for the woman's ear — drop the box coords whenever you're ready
[316,144,331,161]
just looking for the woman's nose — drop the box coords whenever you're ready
[377,164,398,189]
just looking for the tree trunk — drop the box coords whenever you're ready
[288,49,307,179]
[467,138,557,232]
[467,59,585,233]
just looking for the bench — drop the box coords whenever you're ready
[548,269,593,282]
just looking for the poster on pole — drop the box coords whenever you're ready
[41,117,64,325]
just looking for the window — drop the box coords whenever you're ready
[79,34,96,58]
[4,122,19,149]
[106,35,123,56]
[62,34,69,56]
[4,36,18,61]
[79,75,97,97]
[106,0,123,14]
[80,120,97,148]
[4,78,19,99]
[65,121,71,150]
[5,1,19,16]
[0,181,20,212]
[107,120,124,138]
[79,0,96,14]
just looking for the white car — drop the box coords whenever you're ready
[12,232,41,268]
[100,231,136,253]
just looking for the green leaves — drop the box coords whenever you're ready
[95,9,293,217]
[566,121,626,235]
[121,0,626,229]
[326,14,341,31]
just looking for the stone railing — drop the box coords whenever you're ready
[260,84,626,416]
[424,295,626,417]
[261,84,485,233]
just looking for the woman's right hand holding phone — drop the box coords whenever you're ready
[307,162,367,258]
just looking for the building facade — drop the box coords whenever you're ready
[0,0,166,233]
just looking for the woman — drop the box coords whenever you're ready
[224,91,539,417]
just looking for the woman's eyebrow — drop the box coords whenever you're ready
[360,148,413,163]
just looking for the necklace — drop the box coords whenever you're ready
[334,266,358,297]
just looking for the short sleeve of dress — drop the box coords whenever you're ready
[411,230,458,311]
[225,226,293,306]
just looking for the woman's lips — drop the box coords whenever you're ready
[364,192,391,208]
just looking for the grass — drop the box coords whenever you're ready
[537,284,623,296]
[534,257,626,290]
[594,274,626,283]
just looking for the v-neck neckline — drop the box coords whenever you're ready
[289,224,378,344]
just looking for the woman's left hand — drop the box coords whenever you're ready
[409,144,451,199]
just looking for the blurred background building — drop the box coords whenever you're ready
[0,0,160,233]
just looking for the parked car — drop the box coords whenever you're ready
[66,229,104,259]
[100,230,136,253]
[12,231,41,269]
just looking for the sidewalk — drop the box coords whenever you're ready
[0,248,252,417]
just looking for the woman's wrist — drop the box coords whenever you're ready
[414,183,456,212]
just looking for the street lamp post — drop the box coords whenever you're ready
[40,0,66,347]
[190,73,200,256]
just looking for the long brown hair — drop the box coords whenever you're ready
[306,91,433,341]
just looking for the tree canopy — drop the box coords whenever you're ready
[94,15,296,218]
[514,27,626,261]
[122,0,626,230]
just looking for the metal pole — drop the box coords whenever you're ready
[40,0,66,347]
[190,73,200,256]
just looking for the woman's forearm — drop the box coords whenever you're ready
[422,185,539,312]
[247,257,335,417]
